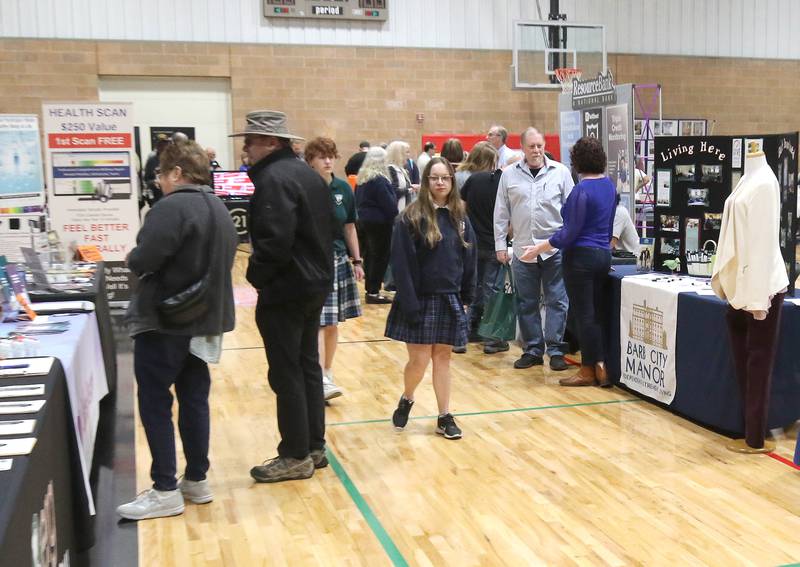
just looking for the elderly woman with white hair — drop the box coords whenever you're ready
[385,140,419,212]
[355,147,398,304]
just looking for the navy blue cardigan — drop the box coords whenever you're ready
[355,175,397,224]
[390,208,477,322]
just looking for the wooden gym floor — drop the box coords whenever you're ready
[133,250,800,566]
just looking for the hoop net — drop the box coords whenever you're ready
[554,68,582,94]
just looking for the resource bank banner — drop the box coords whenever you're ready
[42,102,139,302]
[619,274,681,404]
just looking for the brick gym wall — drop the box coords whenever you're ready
[1,38,799,174]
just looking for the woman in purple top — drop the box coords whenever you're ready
[520,137,616,387]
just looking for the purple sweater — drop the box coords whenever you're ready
[549,176,616,250]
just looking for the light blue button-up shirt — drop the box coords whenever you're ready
[493,156,574,262]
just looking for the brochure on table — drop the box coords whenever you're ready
[42,102,140,303]
[558,73,636,220]
[652,132,798,291]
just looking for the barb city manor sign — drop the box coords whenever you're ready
[571,71,616,109]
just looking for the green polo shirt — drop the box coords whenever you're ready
[330,175,357,254]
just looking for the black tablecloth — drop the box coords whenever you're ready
[0,359,91,567]
[29,262,117,394]
[605,266,800,436]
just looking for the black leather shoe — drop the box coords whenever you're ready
[514,353,544,369]
[365,293,392,305]
[549,355,569,371]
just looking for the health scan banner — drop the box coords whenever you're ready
[619,274,680,404]
[43,102,140,302]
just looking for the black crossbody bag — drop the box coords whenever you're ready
[157,189,217,327]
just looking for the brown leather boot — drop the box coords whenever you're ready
[558,365,596,387]
[595,362,611,388]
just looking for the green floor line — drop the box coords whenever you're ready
[328,451,409,567]
[328,397,643,427]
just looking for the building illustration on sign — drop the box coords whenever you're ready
[629,300,667,349]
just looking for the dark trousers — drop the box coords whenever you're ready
[563,247,611,366]
[469,248,502,334]
[725,293,784,448]
[134,331,211,491]
[256,293,327,459]
[359,221,393,294]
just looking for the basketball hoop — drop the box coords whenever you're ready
[554,67,582,94]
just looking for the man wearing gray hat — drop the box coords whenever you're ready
[232,110,335,483]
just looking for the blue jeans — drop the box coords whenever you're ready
[562,247,611,365]
[469,248,502,334]
[512,252,568,357]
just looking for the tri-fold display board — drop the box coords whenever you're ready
[652,132,798,291]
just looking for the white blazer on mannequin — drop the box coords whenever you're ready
[711,152,788,314]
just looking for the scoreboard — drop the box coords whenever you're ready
[264,0,388,22]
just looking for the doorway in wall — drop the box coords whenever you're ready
[98,76,234,172]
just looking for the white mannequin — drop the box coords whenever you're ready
[711,150,788,319]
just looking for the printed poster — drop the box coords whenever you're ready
[606,103,630,194]
[0,114,45,210]
[559,111,582,170]
[582,108,602,140]
[42,102,140,302]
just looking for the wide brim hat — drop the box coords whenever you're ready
[229,110,304,140]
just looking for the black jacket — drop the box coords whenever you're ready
[125,185,238,336]
[246,146,334,304]
[460,169,502,253]
[391,208,477,322]
[344,151,367,176]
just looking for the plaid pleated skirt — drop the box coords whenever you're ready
[320,252,362,327]
[385,293,468,346]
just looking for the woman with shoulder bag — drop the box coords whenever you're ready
[118,140,238,521]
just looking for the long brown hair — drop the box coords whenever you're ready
[458,141,498,172]
[402,157,469,249]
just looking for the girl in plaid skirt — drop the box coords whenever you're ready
[386,157,477,439]
[306,137,364,401]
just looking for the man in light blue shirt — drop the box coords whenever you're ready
[493,127,574,371]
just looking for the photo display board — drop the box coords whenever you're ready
[652,132,798,291]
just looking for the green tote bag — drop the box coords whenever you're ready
[477,263,518,341]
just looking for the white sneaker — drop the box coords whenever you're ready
[178,477,214,504]
[322,374,343,400]
[116,488,185,520]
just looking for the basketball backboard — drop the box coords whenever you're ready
[512,21,606,90]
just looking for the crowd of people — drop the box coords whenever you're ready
[117,110,641,521]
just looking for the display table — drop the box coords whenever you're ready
[28,262,117,394]
[605,265,800,435]
[0,358,91,566]
[0,314,108,515]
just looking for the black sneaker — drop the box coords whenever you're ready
[483,340,510,354]
[549,355,569,371]
[435,413,462,440]
[514,353,544,369]
[452,345,467,354]
[392,396,414,430]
